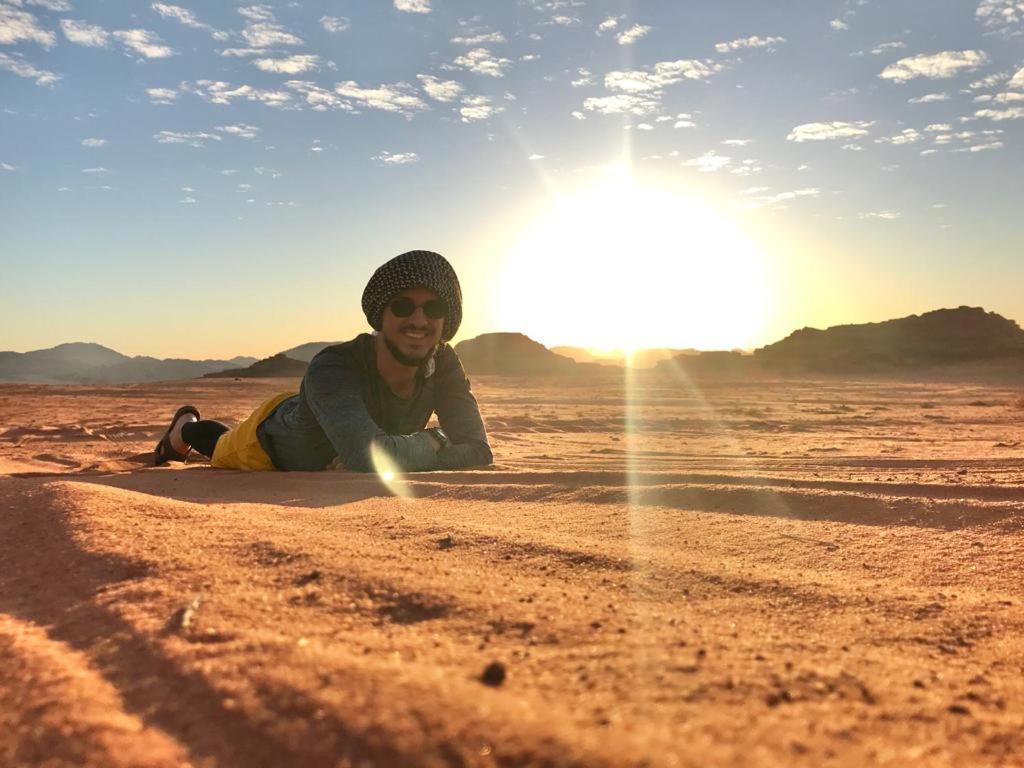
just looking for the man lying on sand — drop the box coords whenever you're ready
[154,250,492,473]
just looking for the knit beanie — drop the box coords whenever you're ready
[361,250,463,341]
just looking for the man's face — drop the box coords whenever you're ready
[380,286,446,366]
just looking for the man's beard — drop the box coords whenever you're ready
[384,335,438,368]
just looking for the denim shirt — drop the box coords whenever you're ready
[257,333,492,472]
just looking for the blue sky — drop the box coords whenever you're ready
[1,0,1023,357]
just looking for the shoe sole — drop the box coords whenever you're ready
[154,405,201,465]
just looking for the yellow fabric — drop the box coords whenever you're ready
[210,392,295,471]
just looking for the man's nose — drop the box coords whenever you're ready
[409,306,430,323]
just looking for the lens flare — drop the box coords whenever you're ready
[369,441,415,499]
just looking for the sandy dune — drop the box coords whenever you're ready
[2,373,1023,767]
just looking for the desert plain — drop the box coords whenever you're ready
[1,370,1023,767]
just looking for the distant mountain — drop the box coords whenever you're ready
[655,350,755,377]
[278,341,340,363]
[754,307,1024,372]
[0,342,257,383]
[553,346,698,368]
[455,333,584,376]
[204,353,308,379]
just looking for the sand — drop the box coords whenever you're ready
[2,373,1023,767]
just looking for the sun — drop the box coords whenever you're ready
[497,171,772,352]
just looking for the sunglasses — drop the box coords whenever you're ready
[388,296,448,320]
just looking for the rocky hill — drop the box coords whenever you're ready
[454,333,583,376]
[754,306,1024,372]
[204,354,309,379]
[0,342,256,383]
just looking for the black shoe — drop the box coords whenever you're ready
[154,405,200,465]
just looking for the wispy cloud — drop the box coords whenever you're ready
[320,16,349,33]
[617,24,650,45]
[683,150,731,172]
[154,130,222,147]
[787,120,874,141]
[182,80,293,108]
[151,3,227,40]
[417,74,463,102]
[60,19,109,47]
[976,0,1024,35]
[335,81,428,115]
[1,162,16,171]
[879,51,988,83]
[875,128,922,145]
[451,31,504,45]
[253,54,320,74]
[605,59,723,93]
[714,35,786,53]
[745,188,821,208]
[394,0,430,13]
[450,48,512,77]
[239,5,302,48]
[596,17,619,34]
[373,150,419,164]
[146,87,178,104]
[871,41,906,55]
[81,138,108,147]
[216,123,260,139]
[859,211,901,220]
[0,4,56,47]
[0,51,60,86]
[908,92,949,104]
[113,29,175,58]
[583,93,660,116]
[975,106,1024,120]
[459,94,502,122]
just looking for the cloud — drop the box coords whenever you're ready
[320,15,349,33]
[745,188,821,208]
[451,31,504,45]
[285,80,351,111]
[830,19,849,30]
[975,106,1024,120]
[417,74,463,102]
[24,0,73,11]
[871,41,906,55]
[81,137,107,147]
[529,153,544,160]
[335,80,428,115]
[859,211,901,220]
[787,120,874,141]
[714,35,786,53]
[253,166,281,178]
[880,50,988,82]
[146,86,177,104]
[81,167,108,173]
[450,48,511,77]
[908,92,949,103]
[182,79,293,108]
[683,150,731,172]
[596,17,619,34]
[583,93,660,116]
[459,94,502,122]
[875,128,923,145]
[605,59,723,93]
[617,24,650,45]
[1,162,16,171]
[252,54,320,74]
[151,3,227,40]
[238,5,274,22]
[0,5,55,47]
[1010,67,1024,88]
[0,51,60,86]
[722,138,752,146]
[373,150,419,164]
[154,130,222,147]
[113,29,175,58]
[976,0,1024,35]
[216,123,260,139]
[926,123,952,131]
[395,0,430,13]
[674,113,696,128]
[60,19,109,47]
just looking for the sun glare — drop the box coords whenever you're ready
[498,172,772,351]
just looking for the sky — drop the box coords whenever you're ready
[1,0,1023,358]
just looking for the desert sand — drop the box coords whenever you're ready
[2,372,1023,767]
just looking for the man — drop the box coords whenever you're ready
[154,250,492,472]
